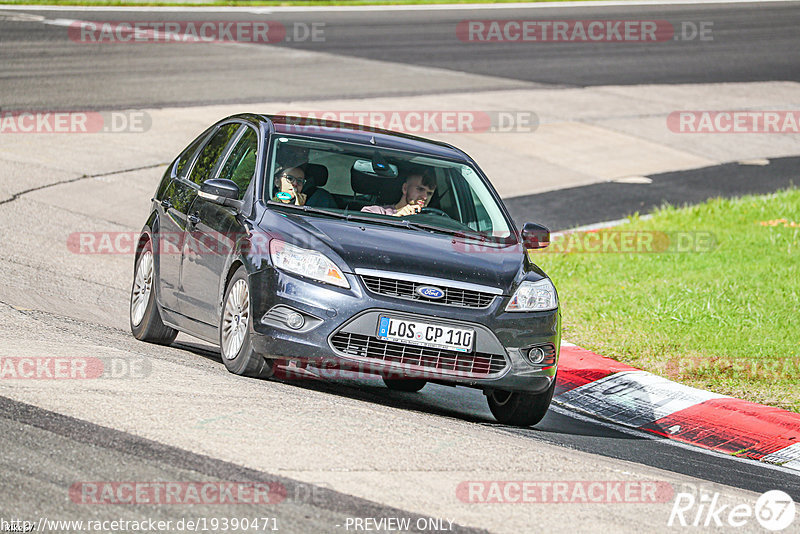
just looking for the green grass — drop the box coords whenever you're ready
[0,0,605,6]
[531,188,800,412]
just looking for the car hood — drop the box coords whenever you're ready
[266,212,530,294]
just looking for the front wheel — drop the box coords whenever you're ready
[486,377,556,427]
[219,266,273,378]
[130,239,178,345]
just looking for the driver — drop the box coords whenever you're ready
[361,172,436,216]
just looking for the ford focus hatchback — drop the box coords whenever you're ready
[130,114,560,426]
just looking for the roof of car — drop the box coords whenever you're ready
[254,114,472,163]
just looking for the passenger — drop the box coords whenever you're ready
[272,166,307,206]
[361,172,436,217]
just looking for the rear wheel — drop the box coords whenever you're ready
[382,377,426,392]
[130,239,178,345]
[486,377,556,427]
[220,266,273,378]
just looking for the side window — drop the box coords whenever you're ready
[217,127,258,200]
[430,169,462,221]
[471,192,493,233]
[187,123,240,185]
[461,179,492,234]
[173,130,211,180]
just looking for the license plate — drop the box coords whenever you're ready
[377,316,474,353]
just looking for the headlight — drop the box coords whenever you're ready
[269,240,350,288]
[506,279,557,312]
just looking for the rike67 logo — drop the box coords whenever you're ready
[669,489,795,531]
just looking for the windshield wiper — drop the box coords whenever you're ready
[400,221,488,241]
[343,213,427,231]
[406,222,517,245]
[269,202,349,219]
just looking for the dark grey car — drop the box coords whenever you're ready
[130,114,560,426]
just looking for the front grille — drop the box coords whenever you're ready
[360,275,495,309]
[330,332,507,377]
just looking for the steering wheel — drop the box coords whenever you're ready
[419,207,450,218]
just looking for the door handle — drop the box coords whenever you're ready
[188,213,200,226]
[160,198,172,210]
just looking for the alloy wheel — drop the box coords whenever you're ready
[130,250,153,327]
[221,279,250,360]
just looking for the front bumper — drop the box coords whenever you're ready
[248,268,560,394]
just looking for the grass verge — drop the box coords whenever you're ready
[532,188,800,412]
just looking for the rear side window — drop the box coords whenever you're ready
[173,130,210,180]
[217,126,258,200]
[187,123,240,185]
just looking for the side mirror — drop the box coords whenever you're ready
[199,179,242,209]
[521,222,550,249]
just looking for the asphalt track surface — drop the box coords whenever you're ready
[1,396,487,533]
[1,2,799,109]
[1,2,800,532]
[505,155,800,230]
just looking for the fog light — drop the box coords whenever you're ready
[526,347,546,365]
[286,312,305,330]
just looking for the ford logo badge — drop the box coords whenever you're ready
[417,286,445,300]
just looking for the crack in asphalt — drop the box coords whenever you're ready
[0,297,123,346]
[0,298,30,315]
[0,299,230,373]
[0,162,166,207]
[0,255,126,293]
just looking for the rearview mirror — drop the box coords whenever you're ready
[353,158,398,178]
[521,222,550,249]
[198,179,242,209]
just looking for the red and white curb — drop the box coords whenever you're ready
[554,343,800,472]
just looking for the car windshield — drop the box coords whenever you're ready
[265,135,515,242]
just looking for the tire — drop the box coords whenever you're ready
[382,377,426,392]
[486,377,556,427]
[130,239,178,345]
[219,266,273,378]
